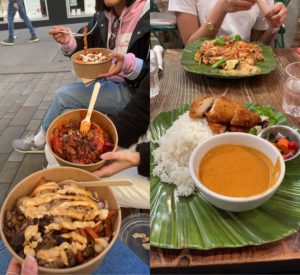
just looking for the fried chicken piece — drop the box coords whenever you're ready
[228,125,251,133]
[230,106,261,128]
[207,122,227,134]
[189,96,214,119]
[205,97,240,124]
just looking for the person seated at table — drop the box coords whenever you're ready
[12,0,149,153]
[169,0,288,46]
[44,74,150,209]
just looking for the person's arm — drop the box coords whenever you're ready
[175,0,257,45]
[136,142,149,177]
[251,2,287,45]
[113,74,149,148]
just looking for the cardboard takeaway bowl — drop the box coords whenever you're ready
[0,167,121,275]
[46,109,118,172]
[71,48,112,79]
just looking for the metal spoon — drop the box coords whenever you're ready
[57,22,98,37]
[59,179,133,188]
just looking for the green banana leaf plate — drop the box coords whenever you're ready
[150,104,300,249]
[181,38,277,78]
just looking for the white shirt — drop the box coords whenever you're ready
[169,0,274,41]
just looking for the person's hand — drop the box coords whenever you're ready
[98,52,125,78]
[266,2,288,28]
[218,0,257,13]
[6,256,38,275]
[13,3,18,11]
[93,150,140,178]
[48,26,73,45]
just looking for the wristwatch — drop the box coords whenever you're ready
[204,18,215,31]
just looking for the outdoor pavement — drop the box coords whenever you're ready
[0,23,84,206]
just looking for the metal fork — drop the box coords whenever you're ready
[57,22,98,37]
[80,82,101,135]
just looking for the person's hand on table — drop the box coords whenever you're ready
[13,3,18,11]
[266,2,288,28]
[93,150,140,177]
[98,52,125,78]
[218,0,257,13]
[6,256,38,275]
[48,26,73,45]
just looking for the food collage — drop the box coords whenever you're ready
[0,0,300,274]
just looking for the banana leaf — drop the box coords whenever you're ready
[150,104,300,249]
[181,38,277,79]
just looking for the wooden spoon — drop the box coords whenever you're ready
[59,179,133,188]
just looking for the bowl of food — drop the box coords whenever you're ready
[189,132,285,212]
[258,125,300,161]
[71,48,112,79]
[0,167,121,274]
[46,109,118,172]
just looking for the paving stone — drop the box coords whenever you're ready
[9,81,31,94]
[9,106,37,126]
[8,103,22,113]
[44,94,53,101]
[0,126,25,153]
[1,74,22,83]
[20,73,36,81]
[8,150,25,162]
[15,94,29,104]
[33,80,52,93]
[3,112,15,119]
[32,109,47,120]
[22,85,35,95]
[0,119,10,131]
[0,93,19,107]
[23,94,44,107]
[0,183,10,207]
[0,106,9,118]
[0,162,21,184]
[26,119,41,131]
[10,154,46,189]
[38,100,51,110]
[0,153,9,171]
[41,73,57,81]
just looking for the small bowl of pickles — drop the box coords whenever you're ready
[258,125,300,161]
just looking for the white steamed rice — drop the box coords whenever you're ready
[153,112,214,196]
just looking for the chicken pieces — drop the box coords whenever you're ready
[189,96,261,134]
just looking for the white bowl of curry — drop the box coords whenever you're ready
[189,133,285,212]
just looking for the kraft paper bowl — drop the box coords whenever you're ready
[71,48,112,79]
[46,109,118,172]
[0,167,121,275]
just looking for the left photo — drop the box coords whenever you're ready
[0,0,150,274]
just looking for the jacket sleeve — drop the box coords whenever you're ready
[113,73,149,148]
[136,142,150,177]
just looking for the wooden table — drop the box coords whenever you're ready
[150,49,300,273]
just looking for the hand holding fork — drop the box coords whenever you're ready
[49,22,98,45]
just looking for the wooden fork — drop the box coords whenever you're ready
[80,82,101,135]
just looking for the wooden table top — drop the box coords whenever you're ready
[150,48,300,271]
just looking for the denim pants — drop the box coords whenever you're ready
[7,0,36,40]
[41,79,131,132]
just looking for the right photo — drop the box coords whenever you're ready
[150,0,300,274]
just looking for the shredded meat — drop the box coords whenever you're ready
[51,120,114,164]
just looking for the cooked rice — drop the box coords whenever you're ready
[153,112,214,196]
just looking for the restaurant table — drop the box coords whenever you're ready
[150,49,300,274]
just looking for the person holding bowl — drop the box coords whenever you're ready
[12,0,149,154]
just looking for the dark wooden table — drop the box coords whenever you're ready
[150,49,300,273]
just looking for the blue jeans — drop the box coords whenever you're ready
[41,79,131,132]
[7,0,36,40]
